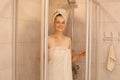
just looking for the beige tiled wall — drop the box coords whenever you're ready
[94,0,120,80]
[0,0,13,80]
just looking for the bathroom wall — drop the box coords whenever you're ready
[15,0,41,80]
[0,0,13,80]
[92,0,120,80]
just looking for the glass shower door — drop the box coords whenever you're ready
[48,0,87,80]
[15,0,42,80]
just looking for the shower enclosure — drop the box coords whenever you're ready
[14,0,87,80]
[1,0,119,80]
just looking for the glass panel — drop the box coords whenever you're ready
[15,0,41,80]
[48,0,86,80]
[73,1,86,80]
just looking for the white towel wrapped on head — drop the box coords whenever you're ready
[107,44,116,71]
[52,9,68,24]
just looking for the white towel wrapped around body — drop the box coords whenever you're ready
[107,44,116,71]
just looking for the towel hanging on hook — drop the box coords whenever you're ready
[106,43,116,71]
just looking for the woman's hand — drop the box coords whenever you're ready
[77,50,86,56]
[72,50,86,62]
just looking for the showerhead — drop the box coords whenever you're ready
[67,0,77,8]
[67,0,76,4]
[58,0,77,10]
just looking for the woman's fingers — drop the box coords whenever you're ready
[79,50,86,56]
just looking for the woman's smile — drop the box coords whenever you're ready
[54,16,66,32]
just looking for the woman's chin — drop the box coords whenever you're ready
[56,29,64,32]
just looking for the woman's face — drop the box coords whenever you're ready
[54,15,66,32]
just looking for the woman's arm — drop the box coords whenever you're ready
[72,50,85,63]
[68,37,85,63]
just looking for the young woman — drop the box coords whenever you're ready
[48,9,85,80]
